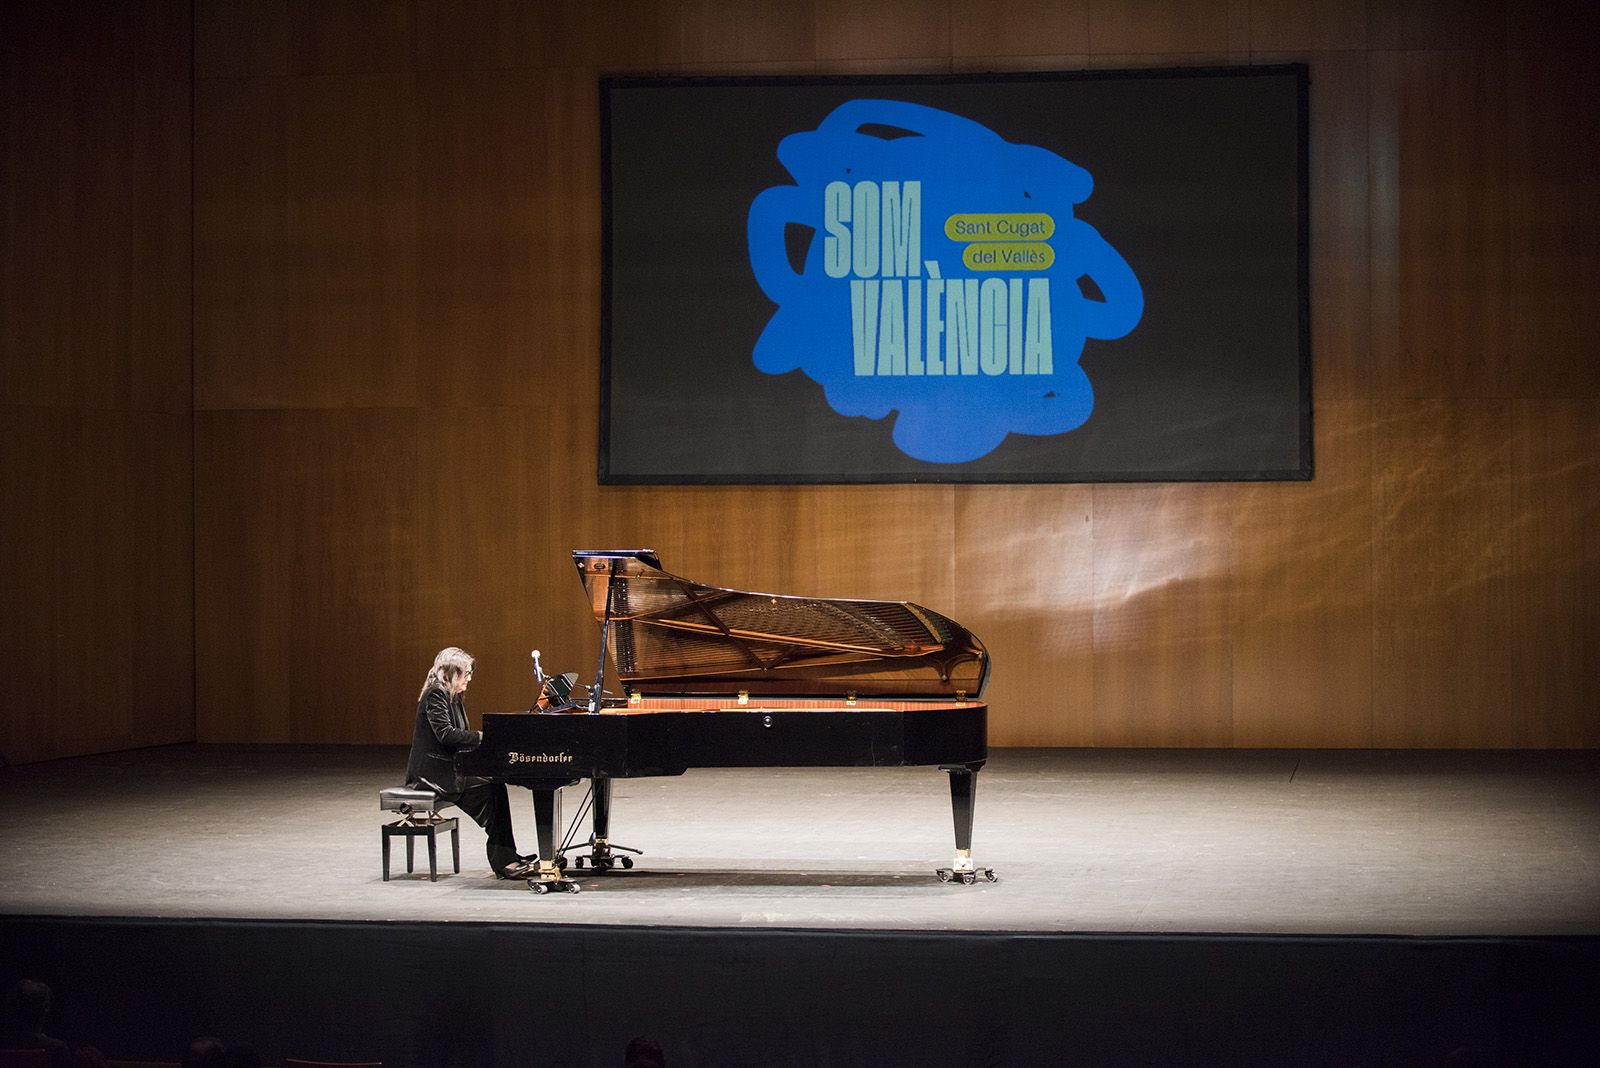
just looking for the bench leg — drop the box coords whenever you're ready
[406,834,415,873]
[382,830,391,881]
[451,823,460,873]
[427,828,439,882]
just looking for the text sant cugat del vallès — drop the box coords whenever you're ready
[823,179,1057,379]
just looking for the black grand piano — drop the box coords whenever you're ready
[458,550,995,893]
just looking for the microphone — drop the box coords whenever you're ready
[531,649,545,684]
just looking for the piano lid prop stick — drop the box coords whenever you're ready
[588,566,616,714]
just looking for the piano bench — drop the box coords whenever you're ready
[379,787,459,882]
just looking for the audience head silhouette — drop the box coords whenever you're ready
[1,978,68,1060]
[624,1035,666,1068]
[217,1046,263,1068]
[1,979,53,1034]
[181,1036,227,1068]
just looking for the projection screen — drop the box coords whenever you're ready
[601,66,1309,484]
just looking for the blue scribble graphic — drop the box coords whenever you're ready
[748,100,1143,463]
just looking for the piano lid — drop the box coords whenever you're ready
[572,550,989,699]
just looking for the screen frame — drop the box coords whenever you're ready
[598,64,1311,486]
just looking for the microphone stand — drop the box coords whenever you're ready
[528,650,545,713]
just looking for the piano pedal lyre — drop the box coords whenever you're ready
[936,849,998,886]
[570,834,641,874]
[528,856,580,895]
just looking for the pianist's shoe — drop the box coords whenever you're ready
[497,858,539,880]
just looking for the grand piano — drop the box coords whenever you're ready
[458,550,995,893]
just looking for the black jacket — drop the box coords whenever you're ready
[405,683,485,797]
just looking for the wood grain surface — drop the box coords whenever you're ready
[5,1,1595,759]
[1,2,193,764]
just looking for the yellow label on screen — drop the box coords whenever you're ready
[944,213,1055,242]
[962,242,1055,271]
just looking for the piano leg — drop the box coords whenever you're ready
[571,775,638,873]
[938,764,997,885]
[531,785,561,865]
[528,782,579,893]
[592,774,612,859]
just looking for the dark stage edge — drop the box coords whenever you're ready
[5,914,1598,1067]
[4,746,1599,1065]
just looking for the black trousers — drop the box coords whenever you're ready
[449,781,522,871]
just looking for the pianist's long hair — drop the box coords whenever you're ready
[419,646,475,700]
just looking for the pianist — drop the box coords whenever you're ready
[405,647,534,879]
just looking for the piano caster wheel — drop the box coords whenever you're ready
[573,856,585,869]
[529,879,579,895]
[936,867,996,885]
[621,856,634,870]
[936,869,952,883]
[555,856,568,872]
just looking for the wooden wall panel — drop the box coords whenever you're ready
[1510,401,1600,747]
[1230,401,1374,747]
[526,69,603,403]
[1503,51,1600,399]
[1503,1,1600,49]
[953,486,1096,747]
[1366,0,1506,51]
[524,0,684,71]
[285,0,414,76]
[1370,49,1509,399]
[815,57,954,75]
[1087,0,1244,56]
[815,0,951,61]
[952,53,1091,75]
[1247,0,1365,52]
[1372,400,1518,747]
[796,488,950,603]
[680,0,819,65]
[194,70,419,411]
[414,0,538,73]
[0,409,193,764]
[195,0,290,79]
[0,1,191,412]
[1255,50,1370,401]
[951,2,1088,58]
[1088,52,1237,70]
[1,1,193,765]
[1091,485,1236,746]
[416,69,546,409]
[174,0,1598,750]
[196,411,417,743]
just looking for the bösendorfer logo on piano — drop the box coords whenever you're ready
[507,751,573,765]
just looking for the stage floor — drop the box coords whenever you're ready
[2,745,1596,935]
